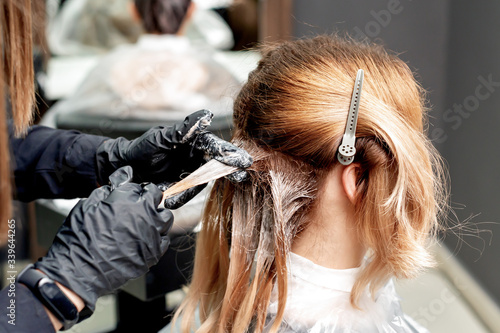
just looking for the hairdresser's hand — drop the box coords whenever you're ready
[95,109,252,185]
[35,166,172,312]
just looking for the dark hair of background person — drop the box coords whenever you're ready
[134,0,192,34]
[0,0,36,243]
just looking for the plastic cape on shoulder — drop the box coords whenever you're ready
[262,280,427,333]
[261,253,429,333]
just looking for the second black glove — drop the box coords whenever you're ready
[35,166,172,312]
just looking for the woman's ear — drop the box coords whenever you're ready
[341,163,360,205]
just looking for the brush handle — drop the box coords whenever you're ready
[161,159,238,204]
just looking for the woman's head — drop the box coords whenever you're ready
[133,0,192,34]
[176,35,446,332]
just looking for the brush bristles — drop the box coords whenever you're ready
[162,159,239,201]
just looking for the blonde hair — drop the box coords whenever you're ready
[0,0,35,241]
[172,35,447,332]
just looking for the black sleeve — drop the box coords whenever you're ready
[0,283,55,333]
[9,122,108,201]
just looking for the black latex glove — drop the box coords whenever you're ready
[34,166,173,312]
[158,182,208,210]
[95,109,253,185]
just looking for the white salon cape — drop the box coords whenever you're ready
[161,252,428,333]
[263,253,428,332]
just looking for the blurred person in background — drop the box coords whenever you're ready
[43,0,240,127]
[42,0,242,234]
[47,0,234,55]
